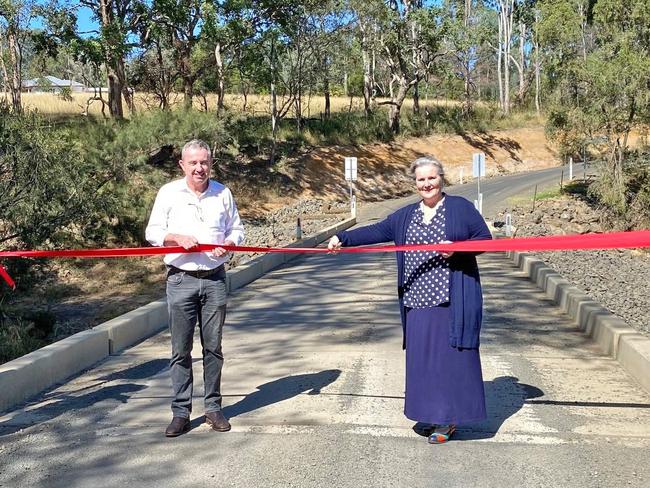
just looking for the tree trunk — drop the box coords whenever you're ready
[155,42,170,110]
[323,58,331,120]
[388,77,410,133]
[0,33,10,102]
[497,11,504,111]
[408,1,420,115]
[7,25,22,114]
[412,81,420,114]
[106,70,123,118]
[517,21,526,105]
[361,35,372,117]
[215,42,225,113]
[534,12,541,115]
[99,0,124,118]
[497,0,514,114]
[462,0,472,115]
[270,38,278,165]
[579,3,587,63]
[116,57,134,115]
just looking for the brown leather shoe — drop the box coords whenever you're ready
[165,417,190,437]
[205,410,231,432]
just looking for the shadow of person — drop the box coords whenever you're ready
[0,383,146,437]
[215,369,342,422]
[456,375,544,441]
[97,359,169,382]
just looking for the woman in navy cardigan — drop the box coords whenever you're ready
[328,156,492,444]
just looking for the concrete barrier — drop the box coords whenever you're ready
[0,329,109,412]
[94,300,168,354]
[0,216,356,413]
[507,251,650,394]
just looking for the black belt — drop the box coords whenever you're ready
[167,265,224,279]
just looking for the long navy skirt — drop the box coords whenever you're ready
[404,305,486,425]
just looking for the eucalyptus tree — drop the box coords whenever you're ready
[444,0,492,115]
[78,0,145,118]
[350,0,383,116]
[493,0,515,113]
[307,0,351,120]
[510,0,537,107]
[147,0,210,110]
[540,0,650,209]
[375,0,448,133]
[0,0,37,114]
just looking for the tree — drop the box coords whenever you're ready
[541,0,650,210]
[147,0,208,110]
[445,0,492,115]
[0,0,36,114]
[377,0,448,133]
[78,0,143,118]
[494,0,515,114]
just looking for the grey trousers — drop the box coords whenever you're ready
[166,266,227,418]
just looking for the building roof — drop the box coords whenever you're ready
[23,76,85,88]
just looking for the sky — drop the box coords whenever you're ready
[76,6,98,36]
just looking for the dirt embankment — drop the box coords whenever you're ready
[288,127,558,203]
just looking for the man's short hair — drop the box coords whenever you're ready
[182,139,212,160]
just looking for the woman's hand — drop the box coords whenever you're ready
[328,235,342,252]
[439,240,454,259]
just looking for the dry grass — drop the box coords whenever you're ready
[6,91,480,118]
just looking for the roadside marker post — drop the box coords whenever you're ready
[345,156,358,217]
[505,213,512,237]
[472,153,486,214]
[569,156,574,181]
[459,167,464,185]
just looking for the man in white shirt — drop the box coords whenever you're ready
[146,139,245,437]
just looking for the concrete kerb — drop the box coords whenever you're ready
[507,250,650,393]
[0,329,109,412]
[0,216,356,414]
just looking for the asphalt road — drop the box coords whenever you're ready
[1,164,648,488]
[359,162,590,223]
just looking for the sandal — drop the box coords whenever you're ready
[428,424,456,444]
[413,422,436,437]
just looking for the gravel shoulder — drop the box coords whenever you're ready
[508,195,650,336]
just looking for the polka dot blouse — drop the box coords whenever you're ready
[403,200,450,308]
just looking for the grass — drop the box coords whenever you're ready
[9,91,523,122]
[505,178,592,208]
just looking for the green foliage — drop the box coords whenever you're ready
[0,110,115,250]
[589,150,650,227]
[0,312,51,364]
[58,86,73,101]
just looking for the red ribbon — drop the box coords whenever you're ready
[1,230,649,289]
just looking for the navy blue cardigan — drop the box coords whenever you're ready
[337,195,492,350]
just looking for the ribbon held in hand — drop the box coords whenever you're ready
[1,230,649,289]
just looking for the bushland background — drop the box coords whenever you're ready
[1,0,648,363]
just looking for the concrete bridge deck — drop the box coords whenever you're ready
[1,171,649,487]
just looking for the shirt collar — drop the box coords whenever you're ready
[182,178,215,198]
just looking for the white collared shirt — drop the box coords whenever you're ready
[145,178,245,270]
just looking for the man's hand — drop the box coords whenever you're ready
[328,235,342,252]
[164,233,199,250]
[211,240,235,258]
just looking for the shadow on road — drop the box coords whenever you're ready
[219,369,342,420]
[0,359,169,437]
[458,375,544,440]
